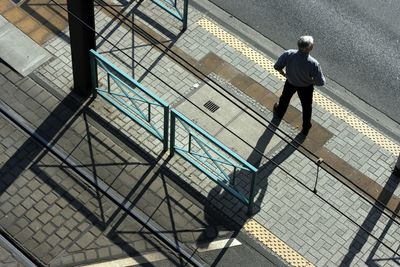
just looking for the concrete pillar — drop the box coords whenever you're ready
[67,0,95,97]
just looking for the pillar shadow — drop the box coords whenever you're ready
[0,90,85,196]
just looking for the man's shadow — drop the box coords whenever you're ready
[196,114,306,264]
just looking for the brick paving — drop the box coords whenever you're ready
[0,74,162,265]
[0,56,247,266]
[0,64,227,266]
[1,0,400,266]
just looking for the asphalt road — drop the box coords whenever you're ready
[209,0,400,124]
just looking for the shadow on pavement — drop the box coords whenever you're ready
[0,88,174,265]
[0,91,84,198]
[340,173,400,267]
[96,4,185,85]
[195,114,305,266]
[20,0,70,43]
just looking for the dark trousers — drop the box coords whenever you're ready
[276,81,314,129]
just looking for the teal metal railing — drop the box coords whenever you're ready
[89,49,169,151]
[90,50,258,214]
[170,109,258,214]
[151,0,189,30]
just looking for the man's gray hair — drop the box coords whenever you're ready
[297,35,314,51]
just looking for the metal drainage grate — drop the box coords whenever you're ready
[204,100,220,113]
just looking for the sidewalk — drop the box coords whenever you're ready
[0,60,286,266]
[1,0,400,266]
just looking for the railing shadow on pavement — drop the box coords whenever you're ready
[94,1,186,84]
[95,0,187,45]
[87,102,245,243]
[0,90,85,196]
[0,90,178,266]
[95,0,145,50]
[82,100,251,266]
[341,173,400,267]
[0,92,87,265]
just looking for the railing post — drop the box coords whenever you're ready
[107,73,110,94]
[313,158,324,193]
[170,111,176,156]
[163,106,170,152]
[147,103,151,123]
[182,0,188,31]
[89,50,98,97]
[230,167,236,187]
[188,133,192,153]
[247,172,257,216]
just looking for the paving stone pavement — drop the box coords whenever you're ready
[1,0,400,266]
[0,62,249,266]
[0,80,164,265]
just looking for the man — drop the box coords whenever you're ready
[273,35,326,135]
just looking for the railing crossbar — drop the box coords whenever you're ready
[96,89,162,107]
[187,149,251,171]
[190,133,247,169]
[173,110,257,172]
[97,90,163,140]
[192,132,232,182]
[113,77,148,121]
[175,148,250,204]
[189,151,230,183]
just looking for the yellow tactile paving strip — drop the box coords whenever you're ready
[197,18,400,156]
[198,18,284,80]
[244,219,314,267]
[314,93,400,154]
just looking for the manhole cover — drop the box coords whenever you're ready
[204,100,220,113]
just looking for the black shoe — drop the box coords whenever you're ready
[273,103,282,118]
[394,166,400,177]
[301,124,312,135]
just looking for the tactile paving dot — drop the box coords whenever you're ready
[244,219,315,267]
